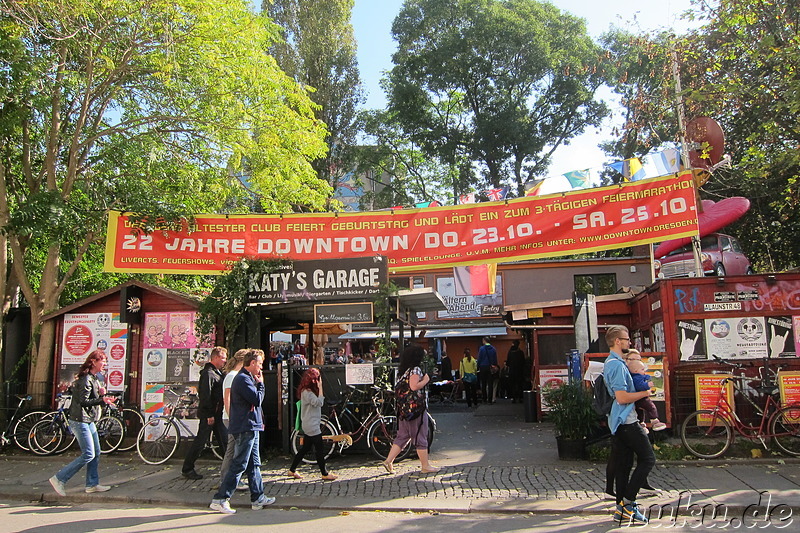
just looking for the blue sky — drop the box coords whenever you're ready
[351,0,698,190]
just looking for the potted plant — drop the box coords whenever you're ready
[541,381,598,460]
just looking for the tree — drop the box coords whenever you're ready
[388,0,609,196]
[265,0,364,192]
[0,0,330,396]
[677,0,800,271]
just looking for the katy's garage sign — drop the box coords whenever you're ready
[247,256,387,303]
[105,172,699,274]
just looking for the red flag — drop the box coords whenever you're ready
[453,264,497,296]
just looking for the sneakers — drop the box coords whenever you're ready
[614,502,649,524]
[49,475,66,496]
[652,419,667,431]
[85,484,111,493]
[210,499,236,514]
[251,494,276,510]
[182,470,203,480]
[640,422,650,434]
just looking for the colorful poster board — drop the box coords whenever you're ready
[59,313,128,394]
[694,374,734,425]
[140,311,212,417]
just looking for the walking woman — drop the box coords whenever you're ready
[286,368,337,480]
[49,350,117,496]
[460,348,479,407]
[381,344,439,474]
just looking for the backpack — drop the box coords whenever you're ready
[395,369,426,421]
[592,374,614,416]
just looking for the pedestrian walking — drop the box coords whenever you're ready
[477,337,498,403]
[182,346,227,480]
[220,348,248,490]
[459,348,478,407]
[210,349,274,514]
[286,368,337,481]
[603,326,655,525]
[506,340,526,403]
[49,350,117,497]
[380,344,439,475]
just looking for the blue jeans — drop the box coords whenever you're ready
[213,430,263,502]
[56,420,101,487]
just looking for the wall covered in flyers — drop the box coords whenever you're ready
[58,313,128,394]
[141,311,213,416]
[677,315,797,361]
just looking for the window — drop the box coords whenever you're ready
[574,273,617,296]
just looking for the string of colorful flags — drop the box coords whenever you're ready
[457,147,682,203]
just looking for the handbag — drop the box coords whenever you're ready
[463,372,477,384]
[395,369,426,421]
[294,399,302,432]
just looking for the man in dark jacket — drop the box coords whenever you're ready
[182,346,227,480]
[210,349,274,514]
[506,340,526,403]
[477,337,498,403]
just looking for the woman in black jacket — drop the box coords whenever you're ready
[49,350,117,496]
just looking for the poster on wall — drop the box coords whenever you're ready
[704,316,768,360]
[539,368,569,411]
[140,311,211,417]
[59,313,128,393]
[766,316,796,358]
[436,275,503,319]
[652,322,665,352]
[677,319,706,361]
[795,316,800,356]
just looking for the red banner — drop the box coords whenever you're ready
[105,172,699,274]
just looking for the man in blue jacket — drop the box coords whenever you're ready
[604,326,654,525]
[210,349,275,514]
[477,337,498,403]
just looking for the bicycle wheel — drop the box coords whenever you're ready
[367,415,412,461]
[209,431,224,460]
[118,408,144,452]
[137,417,181,465]
[10,410,46,451]
[771,405,800,456]
[28,418,64,455]
[290,417,338,464]
[680,409,732,459]
[97,415,125,454]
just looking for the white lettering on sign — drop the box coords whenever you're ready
[312,268,380,289]
[703,302,742,312]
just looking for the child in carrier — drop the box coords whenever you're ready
[627,359,666,432]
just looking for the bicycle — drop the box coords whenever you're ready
[680,355,800,458]
[0,395,47,452]
[28,394,125,455]
[290,385,436,463]
[103,392,145,453]
[136,388,224,465]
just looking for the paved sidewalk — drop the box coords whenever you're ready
[2,403,799,516]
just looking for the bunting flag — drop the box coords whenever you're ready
[485,186,510,201]
[415,200,442,208]
[608,157,646,181]
[453,263,498,296]
[648,148,681,176]
[458,193,476,204]
[563,169,591,189]
[524,179,546,196]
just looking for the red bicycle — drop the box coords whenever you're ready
[681,356,800,459]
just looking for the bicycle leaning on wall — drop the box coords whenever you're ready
[681,355,800,459]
